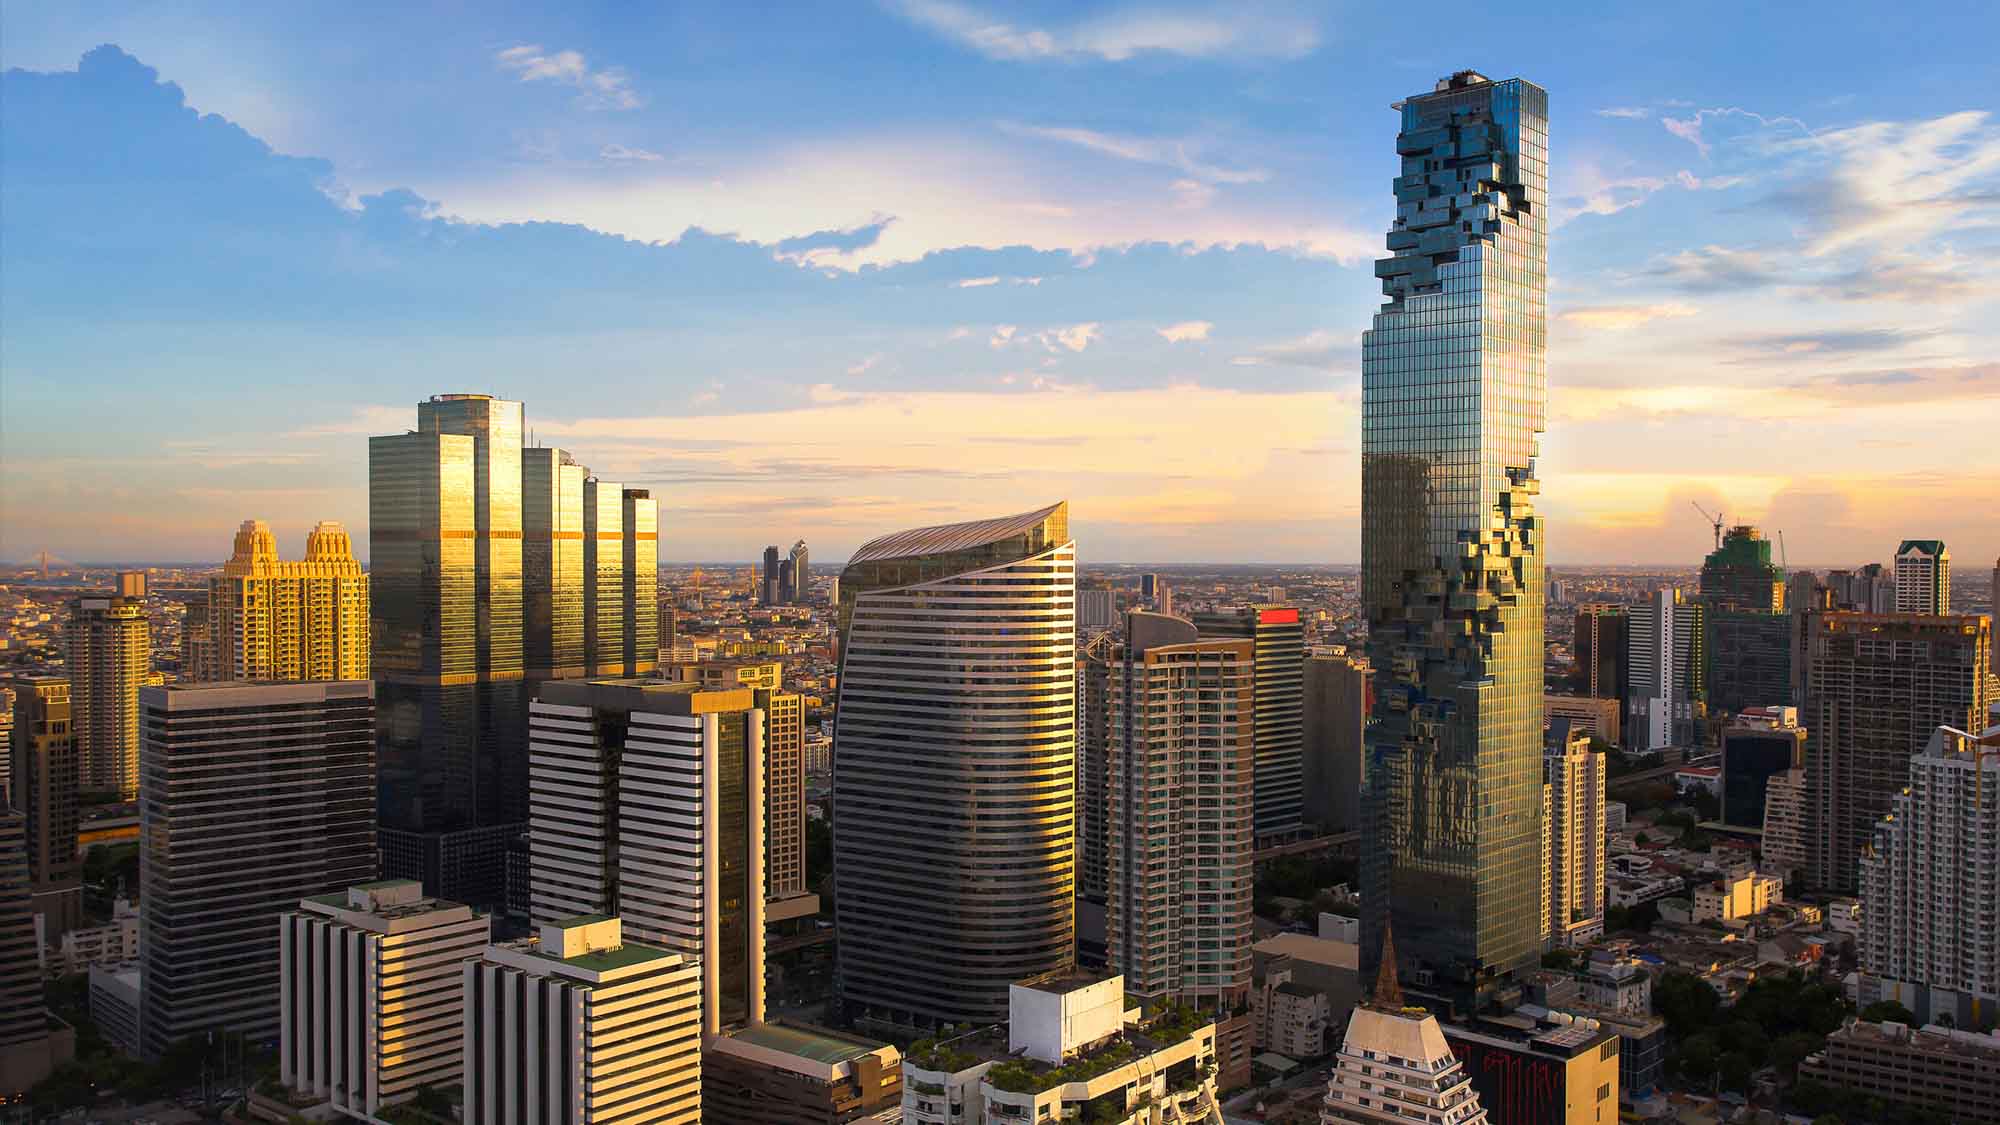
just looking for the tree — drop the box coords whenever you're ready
[1860,1000,1917,1026]
[1655,971,1721,1035]
[1716,1051,1754,1093]
[1771,1031,1824,1079]
[1541,949,1579,972]
[1675,1032,1719,1086]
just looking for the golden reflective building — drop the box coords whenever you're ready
[187,519,369,682]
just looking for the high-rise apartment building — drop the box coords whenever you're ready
[528,679,767,1037]
[784,540,810,605]
[1542,725,1605,947]
[189,519,368,682]
[1076,632,1114,966]
[138,681,377,1057]
[1760,767,1811,883]
[1573,604,1629,702]
[832,502,1075,1030]
[68,594,147,798]
[1075,588,1118,631]
[1626,588,1704,752]
[1829,563,1897,614]
[1719,707,1805,830]
[1196,605,1306,845]
[762,545,781,606]
[522,446,589,683]
[1701,526,1791,715]
[1358,70,1549,1007]
[1104,613,1255,1009]
[1895,539,1950,615]
[279,880,490,1118]
[1858,719,2000,1028]
[1303,647,1370,834]
[1803,612,1992,892]
[8,677,81,937]
[463,915,703,1125]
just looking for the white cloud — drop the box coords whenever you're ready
[989,324,1018,347]
[1003,122,1270,185]
[1558,303,1699,332]
[600,143,663,163]
[1158,320,1213,343]
[955,276,1001,288]
[1658,106,1813,159]
[886,0,1322,62]
[1596,107,1652,120]
[845,354,883,376]
[1230,330,1353,372]
[1054,323,1101,352]
[495,45,642,111]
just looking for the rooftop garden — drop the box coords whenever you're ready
[986,1039,1137,1096]
[907,1036,983,1073]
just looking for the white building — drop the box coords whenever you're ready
[899,973,1222,1125]
[279,880,490,1119]
[1543,730,1606,947]
[59,899,138,974]
[1893,540,1950,615]
[463,915,703,1125]
[1579,957,1652,1016]
[88,963,141,1057]
[1320,950,1488,1125]
[1859,720,2000,1027]
[1253,965,1330,1059]
[1626,588,1701,752]
[1760,767,1811,882]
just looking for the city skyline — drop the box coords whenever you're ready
[5,3,1999,565]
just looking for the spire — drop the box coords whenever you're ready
[1373,919,1404,1010]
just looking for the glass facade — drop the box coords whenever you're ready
[522,448,587,682]
[1359,72,1549,1009]
[1195,605,1306,843]
[622,488,660,675]
[583,478,627,675]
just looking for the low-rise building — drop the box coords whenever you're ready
[1578,956,1651,1016]
[703,1022,903,1124]
[1251,932,1362,1024]
[58,899,138,974]
[1800,1021,2000,1124]
[1252,961,1330,1059]
[1674,765,1722,796]
[1545,694,1620,746]
[1690,872,1782,923]
[87,962,141,1057]
[899,973,1220,1125]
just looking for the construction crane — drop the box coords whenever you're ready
[1690,502,1724,551]
[1777,530,1788,570]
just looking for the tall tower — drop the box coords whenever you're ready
[68,594,148,799]
[1359,70,1549,1008]
[521,447,588,683]
[621,487,659,675]
[1542,726,1606,947]
[787,539,810,604]
[195,519,369,682]
[6,678,81,937]
[832,502,1075,1030]
[1195,605,1306,845]
[762,545,781,607]
[1894,540,1950,615]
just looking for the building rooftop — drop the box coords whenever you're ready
[846,501,1067,567]
[727,1022,883,1066]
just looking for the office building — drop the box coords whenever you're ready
[1252,960,1331,1058]
[1698,526,1791,716]
[8,677,81,937]
[762,544,781,606]
[1803,612,1992,891]
[1719,707,1805,830]
[619,487,659,675]
[832,502,1075,1030]
[784,539,809,605]
[189,519,369,682]
[1799,1021,2000,1125]
[0,685,10,807]
[1760,767,1810,882]
[1829,563,1897,614]
[69,594,148,798]
[703,1023,902,1124]
[1,810,72,1096]
[1543,694,1618,747]
[1572,604,1628,702]
[1700,526,1784,612]
[88,964,141,1058]
[1075,587,1118,630]
[522,446,589,683]
[583,477,627,675]
[1104,613,1255,1010]
[1321,942,1491,1125]
[1626,588,1703,752]
[1359,71,1549,1008]
[1196,604,1306,844]
[899,973,1221,1125]
[1543,726,1606,947]
[529,679,766,1037]
[1304,647,1371,833]
[665,660,807,906]
[279,880,490,1118]
[1075,632,1114,966]
[1895,539,1951,615]
[1858,719,2000,1028]
[138,681,377,1057]
[1443,1019,1620,1125]
[463,915,703,1125]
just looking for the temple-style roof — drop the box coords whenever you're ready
[845,501,1067,567]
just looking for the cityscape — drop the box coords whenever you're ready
[4,6,2000,1125]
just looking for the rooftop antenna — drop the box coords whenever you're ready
[1690,501,1723,551]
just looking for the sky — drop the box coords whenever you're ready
[3,1,1997,567]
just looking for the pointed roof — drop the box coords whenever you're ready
[1373,921,1404,1010]
[845,501,1068,567]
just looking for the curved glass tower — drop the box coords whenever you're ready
[832,501,1076,1029]
[1358,71,1549,1009]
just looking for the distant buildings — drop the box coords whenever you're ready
[68,594,148,798]
[1858,719,2000,1028]
[7,677,80,937]
[279,880,489,1118]
[1720,706,1805,831]
[1196,605,1305,845]
[1626,588,1703,752]
[1360,70,1549,1009]
[1894,539,1951,615]
[1303,647,1370,834]
[1573,603,1630,703]
[188,518,368,682]
[1700,527,1792,716]
[832,502,1075,1030]
[463,915,704,1125]
[762,544,782,606]
[1543,726,1606,947]
[1803,612,1992,891]
[138,681,377,1057]
[1075,587,1117,630]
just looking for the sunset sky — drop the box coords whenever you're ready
[3,1,1996,566]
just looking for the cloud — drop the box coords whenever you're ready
[1558,303,1699,332]
[1230,330,1354,373]
[1555,165,1744,226]
[886,0,1322,63]
[1771,111,2000,260]
[1785,363,2000,405]
[1002,122,1270,185]
[1595,107,1652,120]
[1158,320,1212,343]
[1723,327,1938,359]
[1646,245,1783,292]
[600,144,664,163]
[1054,322,1100,352]
[495,45,641,111]
[1659,106,1814,159]
[772,216,897,265]
[955,276,1001,288]
[845,354,883,376]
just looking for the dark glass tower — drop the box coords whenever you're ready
[1359,71,1549,1011]
[1195,605,1306,844]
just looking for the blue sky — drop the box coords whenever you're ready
[3,1,1997,565]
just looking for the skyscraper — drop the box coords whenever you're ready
[1075,631,1114,966]
[1803,612,1992,892]
[138,681,377,1057]
[832,501,1075,1030]
[1573,603,1629,702]
[1542,725,1605,948]
[762,544,781,606]
[7,677,80,937]
[664,660,807,909]
[1858,718,2000,1029]
[190,519,370,683]
[1626,588,1704,752]
[1894,540,1950,615]
[1303,647,1371,834]
[1719,707,1805,830]
[1360,70,1549,1007]
[621,487,660,676]
[787,539,810,604]
[68,594,148,798]
[521,447,588,683]
[1196,605,1306,845]
[1701,526,1784,611]
[1700,526,1791,715]
[1104,613,1255,1010]
[583,476,627,675]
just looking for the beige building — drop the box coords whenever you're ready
[1544,693,1620,746]
[188,519,368,683]
[1691,872,1783,923]
[68,596,148,798]
[1801,1020,2000,1124]
[1252,962,1330,1059]
[1543,726,1606,947]
[1761,766,1810,880]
